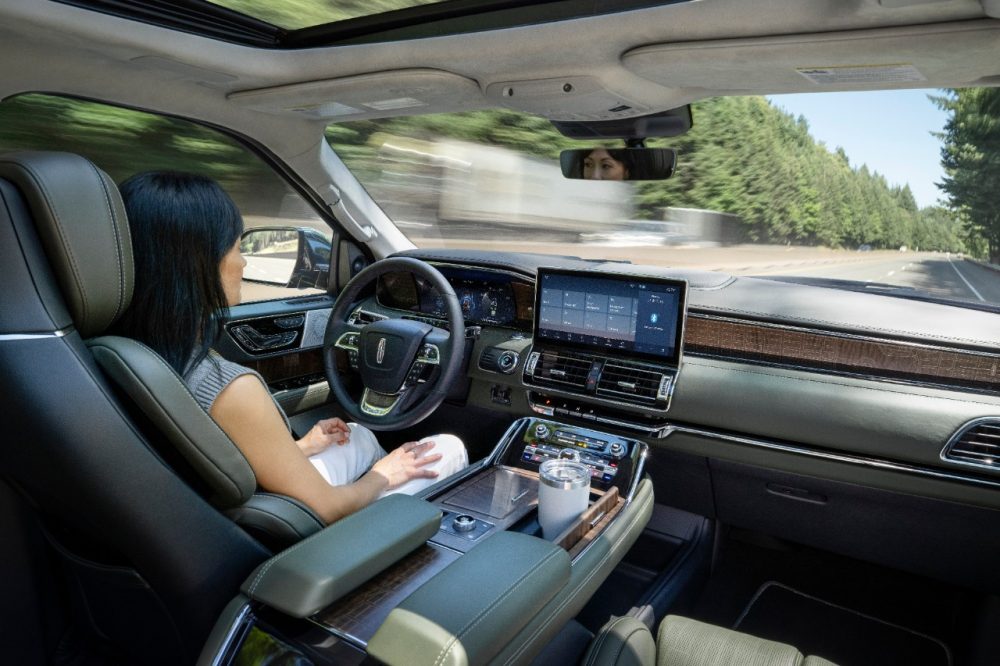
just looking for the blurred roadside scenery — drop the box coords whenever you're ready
[1,87,998,304]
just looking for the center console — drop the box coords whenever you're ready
[202,417,653,666]
[432,417,646,554]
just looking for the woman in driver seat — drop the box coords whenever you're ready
[113,171,467,525]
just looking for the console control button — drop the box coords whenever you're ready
[609,442,627,459]
[534,423,550,440]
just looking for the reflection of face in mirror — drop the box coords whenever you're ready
[583,148,629,181]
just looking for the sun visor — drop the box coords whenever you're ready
[623,20,1000,93]
[228,69,484,120]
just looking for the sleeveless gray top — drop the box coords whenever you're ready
[184,350,290,429]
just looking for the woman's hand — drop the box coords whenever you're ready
[370,440,442,491]
[296,417,351,457]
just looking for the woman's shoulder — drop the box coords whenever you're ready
[185,349,263,411]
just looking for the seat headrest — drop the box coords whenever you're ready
[0,151,133,337]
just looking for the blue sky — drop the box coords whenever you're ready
[767,90,949,209]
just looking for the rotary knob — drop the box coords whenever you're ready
[609,442,627,459]
[497,350,519,373]
[534,423,550,440]
[452,514,477,533]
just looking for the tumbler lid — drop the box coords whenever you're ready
[539,459,590,490]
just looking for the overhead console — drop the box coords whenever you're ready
[524,267,687,432]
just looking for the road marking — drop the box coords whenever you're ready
[887,270,895,277]
[947,256,985,302]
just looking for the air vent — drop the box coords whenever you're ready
[943,419,1000,469]
[597,360,663,404]
[530,350,593,390]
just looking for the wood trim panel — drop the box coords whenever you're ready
[246,348,324,385]
[685,315,1000,392]
[315,543,460,643]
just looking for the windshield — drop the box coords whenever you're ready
[328,90,1000,310]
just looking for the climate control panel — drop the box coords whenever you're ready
[506,418,641,491]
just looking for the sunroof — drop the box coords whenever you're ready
[209,0,453,30]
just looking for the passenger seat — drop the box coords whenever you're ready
[582,615,837,666]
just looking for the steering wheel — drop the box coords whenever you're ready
[322,257,466,431]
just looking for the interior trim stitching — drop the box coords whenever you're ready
[0,159,89,329]
[609,623,650,666]
[253,493,323,529]
[583,615,630,666]
[90,338,255,501]
[90,165,127,324]
[504,484,653,664]
[433,546,564,666]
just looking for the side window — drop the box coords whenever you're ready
[0,93,332,303]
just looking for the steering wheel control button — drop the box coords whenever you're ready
[453,514,477,532]
[417,344,440,364]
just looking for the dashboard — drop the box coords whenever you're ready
[364,250,1000,502]
[377,265,534,329]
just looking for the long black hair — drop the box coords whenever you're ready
[114,172,243,375]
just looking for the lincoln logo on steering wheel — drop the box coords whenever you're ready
[376,337,387,365]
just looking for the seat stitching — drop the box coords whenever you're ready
[503,488,654,664]
[0,159,89,327]
[583,616,630,666]
[235,506,298,534]
[90,342,244,500]
[433,547,564,666]
[609,624,648,665]
[254,493,323,530]
[90,338,255,499]
[246,514,334,596]
[89,164,126,323]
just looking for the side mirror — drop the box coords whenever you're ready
[560,147,677,181]
[240,227,331,291]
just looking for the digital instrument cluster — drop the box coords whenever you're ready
[377,266,533,328]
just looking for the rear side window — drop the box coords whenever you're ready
[0,93,331,303]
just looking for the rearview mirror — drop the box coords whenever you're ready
[240,226,332,291]
[560,147,677,181]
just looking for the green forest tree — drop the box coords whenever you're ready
[935,88,1000,263]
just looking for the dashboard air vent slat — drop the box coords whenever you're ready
[596,361,662,403]
[944,420,1000,469]
[531,351,592,390]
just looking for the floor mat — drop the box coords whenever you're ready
[735,581,951,666]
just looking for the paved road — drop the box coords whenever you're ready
[749,253,1000,305]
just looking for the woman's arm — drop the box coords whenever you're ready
[210,374,440,524]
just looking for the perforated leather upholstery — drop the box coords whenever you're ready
[582,615,840,666]
[0,151,322,547]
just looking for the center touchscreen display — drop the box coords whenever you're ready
[534,269,686,364]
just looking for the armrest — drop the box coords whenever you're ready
[368,531,571,666]
[240,494,441,618]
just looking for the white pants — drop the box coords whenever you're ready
[307,423,467,496]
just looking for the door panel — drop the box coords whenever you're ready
[216,294,335,417]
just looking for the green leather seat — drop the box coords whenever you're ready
[581,615,838,666]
